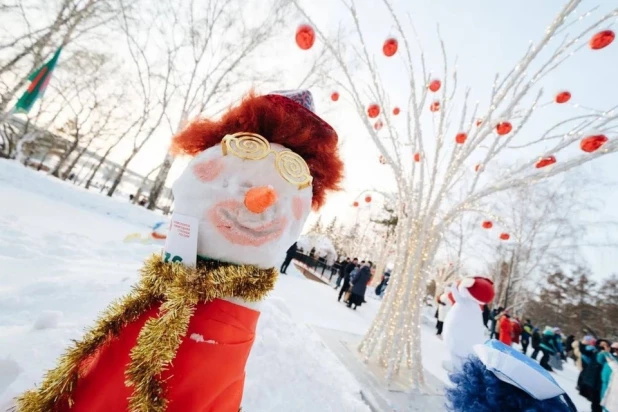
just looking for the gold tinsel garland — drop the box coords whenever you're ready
[16,254,278,412]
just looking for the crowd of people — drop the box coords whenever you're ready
[434,296,617,411]
[332,257,391,310]
[482,305,617,412]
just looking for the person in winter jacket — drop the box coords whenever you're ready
[565,334,575,360]
[375,269,391,296]
[498,313,513,346]
[280,242,297,274]
[335,257,350,289]
[539,326,557,371]
[531,327,542,359]
[338,258,358,301]
[435,291,452,337]
[598,342,618,412]
[554,328,565,360]
[488,307,502,339]
[482,304,490,329]
[511,318,522,345]
[601,342,618,412]
[580,336,599,369]
[521,319,533,354]
[578,339,608,412]
[347,262,372,310]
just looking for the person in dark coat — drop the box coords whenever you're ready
[578,339,608,412]
[530,327,542,359]
[280,242,297,274]
[521,319,533,355]
[335,257,350,289]
[564,334,575,360]
[375,269,391,296]
[488,307,503,339]
[482,304,490,328]
[338,258,358,302]
[539,326,557,371]
[347,262,373,310]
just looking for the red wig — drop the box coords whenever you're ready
[172,93,344,210]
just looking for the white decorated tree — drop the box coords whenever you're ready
[292,0,618,390]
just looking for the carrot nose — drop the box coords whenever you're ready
[244,186,278,214]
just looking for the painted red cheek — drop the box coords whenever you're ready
[292,197,304,221]
[193,158,224,182]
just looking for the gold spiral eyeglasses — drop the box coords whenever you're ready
[221,132,313,190]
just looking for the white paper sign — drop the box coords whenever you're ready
[163,213,198,267]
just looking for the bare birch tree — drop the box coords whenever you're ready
[103,0,177,197]
[145,0,300,210]
[293,0,618,390]
[0,0,118,113]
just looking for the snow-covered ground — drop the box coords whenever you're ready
[0,160,369,411]
[0,159,590,411]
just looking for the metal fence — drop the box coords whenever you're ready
[293,251,342,281]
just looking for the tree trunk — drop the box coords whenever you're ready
[146,152,173,210]
[133,165,161,204]
[358,215,438,389]
[37,142,57,171]
[374,232,392,283]
[99,168,115,193]
[50,140,78,177]
[61,140,93,180]
[106,151,136,197]
[85,146,114,189]
[76,162,95,186]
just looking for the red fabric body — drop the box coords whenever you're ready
[499,315,513,346]
[66,298,260,412]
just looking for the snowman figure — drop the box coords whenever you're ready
[16,90,343,412]
[442,276,495,372]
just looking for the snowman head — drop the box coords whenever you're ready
[171,91,343,269]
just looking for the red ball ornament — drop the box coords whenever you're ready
[430,101,440,112]
[500,233,510,241]
[476,119,483,127]
[353,201,359,207]
[455,132,467,144]
[428,79,441,92]
[295,24,316,50]
[482,221,493,229]
[555,91,571,104]
[365,195,372,203]
[374,120,383,130]
[496,122,512,136]
[393,107,401,115]
[331,92,340,102]
[414,152,421,162]
[475,164,482,172]
[580,134,608,153]
[535,156,556,169]
[589,30,615,50]
[367,104,381,118]
[383,38,398,57]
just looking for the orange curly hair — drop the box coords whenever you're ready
[172,92,344,210]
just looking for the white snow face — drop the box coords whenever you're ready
[172,142,312,269]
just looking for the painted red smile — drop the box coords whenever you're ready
[208,200,287,246]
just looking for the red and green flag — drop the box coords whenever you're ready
[14,47,62,114]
